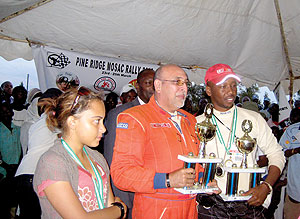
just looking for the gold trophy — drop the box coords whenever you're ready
[176,103,222,194]
[221,119,265,201]
[236,120,256,169]
[195,103,216,159]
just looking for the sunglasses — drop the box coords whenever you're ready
[158,78,191,87]
[70,86,90,112]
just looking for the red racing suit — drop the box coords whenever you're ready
[111,96,199,219]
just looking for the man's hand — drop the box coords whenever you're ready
[242,184,270,206]
[206,180,222,195]
[169,168,196,188]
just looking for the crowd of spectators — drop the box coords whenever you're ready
[1,74,299,218]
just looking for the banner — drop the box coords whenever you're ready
[32,45,159,94]
[273,83,291,123]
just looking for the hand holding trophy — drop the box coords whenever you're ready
[176,103,222,194]
[221,119,265,201]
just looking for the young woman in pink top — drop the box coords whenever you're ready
[34,87,126,218]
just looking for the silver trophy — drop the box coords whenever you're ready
[236,120,256,168]
[195,103,220,188]
[195,103,216,158]
[220,119,265,201]
[175,103,222,194]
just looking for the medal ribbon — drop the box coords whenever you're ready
[61,138,104,209]
[212,107,237,154]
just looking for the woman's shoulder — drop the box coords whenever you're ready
[85,147,109,172]
[38,140,66,165]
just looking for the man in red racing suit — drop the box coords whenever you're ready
[111,64,200,218]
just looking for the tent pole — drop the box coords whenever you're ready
[0,0,53,24]
[274,0,294,106]
[0,34,44,47]
[0,35,28,43]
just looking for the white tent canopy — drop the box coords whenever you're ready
[0,0,300,94]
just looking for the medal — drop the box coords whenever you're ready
[224,159,234,168]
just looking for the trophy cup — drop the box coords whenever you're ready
[175,103,222,194]
[236,120,256,169]
[196,103,216,159]
[221,119,265,201]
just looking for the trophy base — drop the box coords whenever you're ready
[178,155,222,163]
[220,194,252,202]
[174,185,219,194]
[224,167,266,173]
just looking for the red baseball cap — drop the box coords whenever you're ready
[205,63,241,85]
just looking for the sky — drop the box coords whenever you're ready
[0,56,277,103]
[0,56,39,91]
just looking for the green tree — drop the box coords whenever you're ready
[187,83,208,114]
[238,84,259,100]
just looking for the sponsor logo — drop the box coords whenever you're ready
[117,123,128,129]
[216,68,232,74]
[47,52,71,69]
[150,123,171,128]
[94,77,116,91]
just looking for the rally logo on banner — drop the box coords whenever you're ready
[32,45,158,94]
[47,52,71,69]
[94,77,117,91]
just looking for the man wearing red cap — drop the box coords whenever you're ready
[196,64,285,218]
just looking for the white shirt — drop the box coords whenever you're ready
[12,109,27,127]
[20,98,40,155]
[15,114,58,176]
[196,106,285,195]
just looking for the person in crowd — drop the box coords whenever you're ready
[260,111,268,121]
[19,88,42,156]
[267,103,280,128]
[252,94,259,103]
[252,94,263,110]
[104,92,119,115]
[241,96,251,103]
[260,97,271,120]
[20,97,40,156]
[15,88,62,218]
[0,101,21,218]
[1,81,13,104]
[290,107,300,125]
[263,97,271,110]
[279,107,300,219]
[26,88,42,105]
[56,72,80,92]
[33,87,127,218]
[111,64,211,218]
[11,85,28,127]
[104,68,155,218]
[196,63,285,218]
[294,99,300,109]
[97,91,120,155]
[119,84,137,105]
[181,97,193,114]
[242,98,259,112]
[194,97,209,116]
